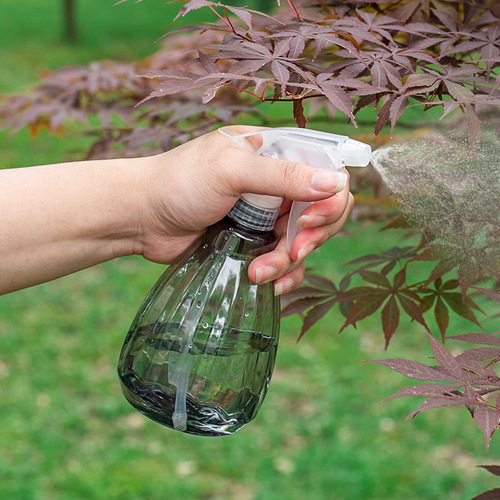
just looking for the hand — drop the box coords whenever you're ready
[137,125,354,294]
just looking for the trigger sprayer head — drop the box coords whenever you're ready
[219,127,372,234]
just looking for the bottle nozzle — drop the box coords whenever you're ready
[342,139,372,167]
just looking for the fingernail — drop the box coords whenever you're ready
[297,215,326,228]
[297,243,316,262]
[311,171,347,193]
[274,277,295,296]
[255,265,278,284]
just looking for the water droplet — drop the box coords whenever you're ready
[223,235,229,241]
[202,244,208,249]
[202,322,209,329]
[228,246,233,251]
[196,302,202,308]
[244,313,250,318]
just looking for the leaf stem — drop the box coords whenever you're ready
[286,0,303,22]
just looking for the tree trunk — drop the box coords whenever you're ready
[62,0,78,42]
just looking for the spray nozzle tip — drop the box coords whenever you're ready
[342,139,372,167]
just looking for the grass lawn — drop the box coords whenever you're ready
[1,2,500,499]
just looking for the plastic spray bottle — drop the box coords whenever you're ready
[117,127,371,436]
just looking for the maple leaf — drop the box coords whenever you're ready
[368,331,500,450]
[470,488,500,500]
[281,274,340,341]
[338,267,428,346]
[420,278,484,337]
[344,246,417,276]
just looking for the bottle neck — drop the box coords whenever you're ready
[227,198,280,232]
[204,218,277,258]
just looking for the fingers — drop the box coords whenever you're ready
[248,184,354,295]
[289,189,354,262]
[274,263,305,297]
[248,236,304,295]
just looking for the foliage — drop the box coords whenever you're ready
[368,327,500,450]
[135,0,500,149]
[0,33,258,159]
[282,251,485,347]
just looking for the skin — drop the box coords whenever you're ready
[0,125,353,296]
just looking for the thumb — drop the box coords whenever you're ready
[226,150,348,202]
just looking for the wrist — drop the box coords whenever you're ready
[103,156,152,260]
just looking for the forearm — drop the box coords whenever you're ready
[0,157,146,294]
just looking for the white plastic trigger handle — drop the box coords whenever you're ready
[287,201,312,251]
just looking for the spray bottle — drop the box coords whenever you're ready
[117,127,371,436]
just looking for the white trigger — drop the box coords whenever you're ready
[287,201,311,252]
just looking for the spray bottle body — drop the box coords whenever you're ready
[118,217,280,436]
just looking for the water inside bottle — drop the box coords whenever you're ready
[118,322,277,436]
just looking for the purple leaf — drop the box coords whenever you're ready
[360,271,391,288]
[479,465,500,477]
[445,81,475,102]
[224,6,254,31]
[298,299,336,342]
[365,358,460,382]
[382,383,462,402]
[435,297,450,337]
[390,95,408,135]
[474,405,500,450]
[271,60,290,93]
[470,488,500,500]
[407,395,477,420]
[318,84,356,124]
[472,287,500,303]
[280,296,328,318]
[198,50,218,74]
[371,61,388,89]
[446,333,500,347]
[374,94,394,135]
[382,295,400,347]
[229,59,267,76]
[339,292,387,333]
[456,347,500,364]
[175,0,218,20]
[426,332,464,378]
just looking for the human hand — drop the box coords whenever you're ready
[136,125,354,294]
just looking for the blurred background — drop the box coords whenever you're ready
[1,1,499,499]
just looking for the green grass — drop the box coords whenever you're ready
[1,233,499,500]
[1,3,500,499]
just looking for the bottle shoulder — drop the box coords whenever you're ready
[203,218,278,259]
